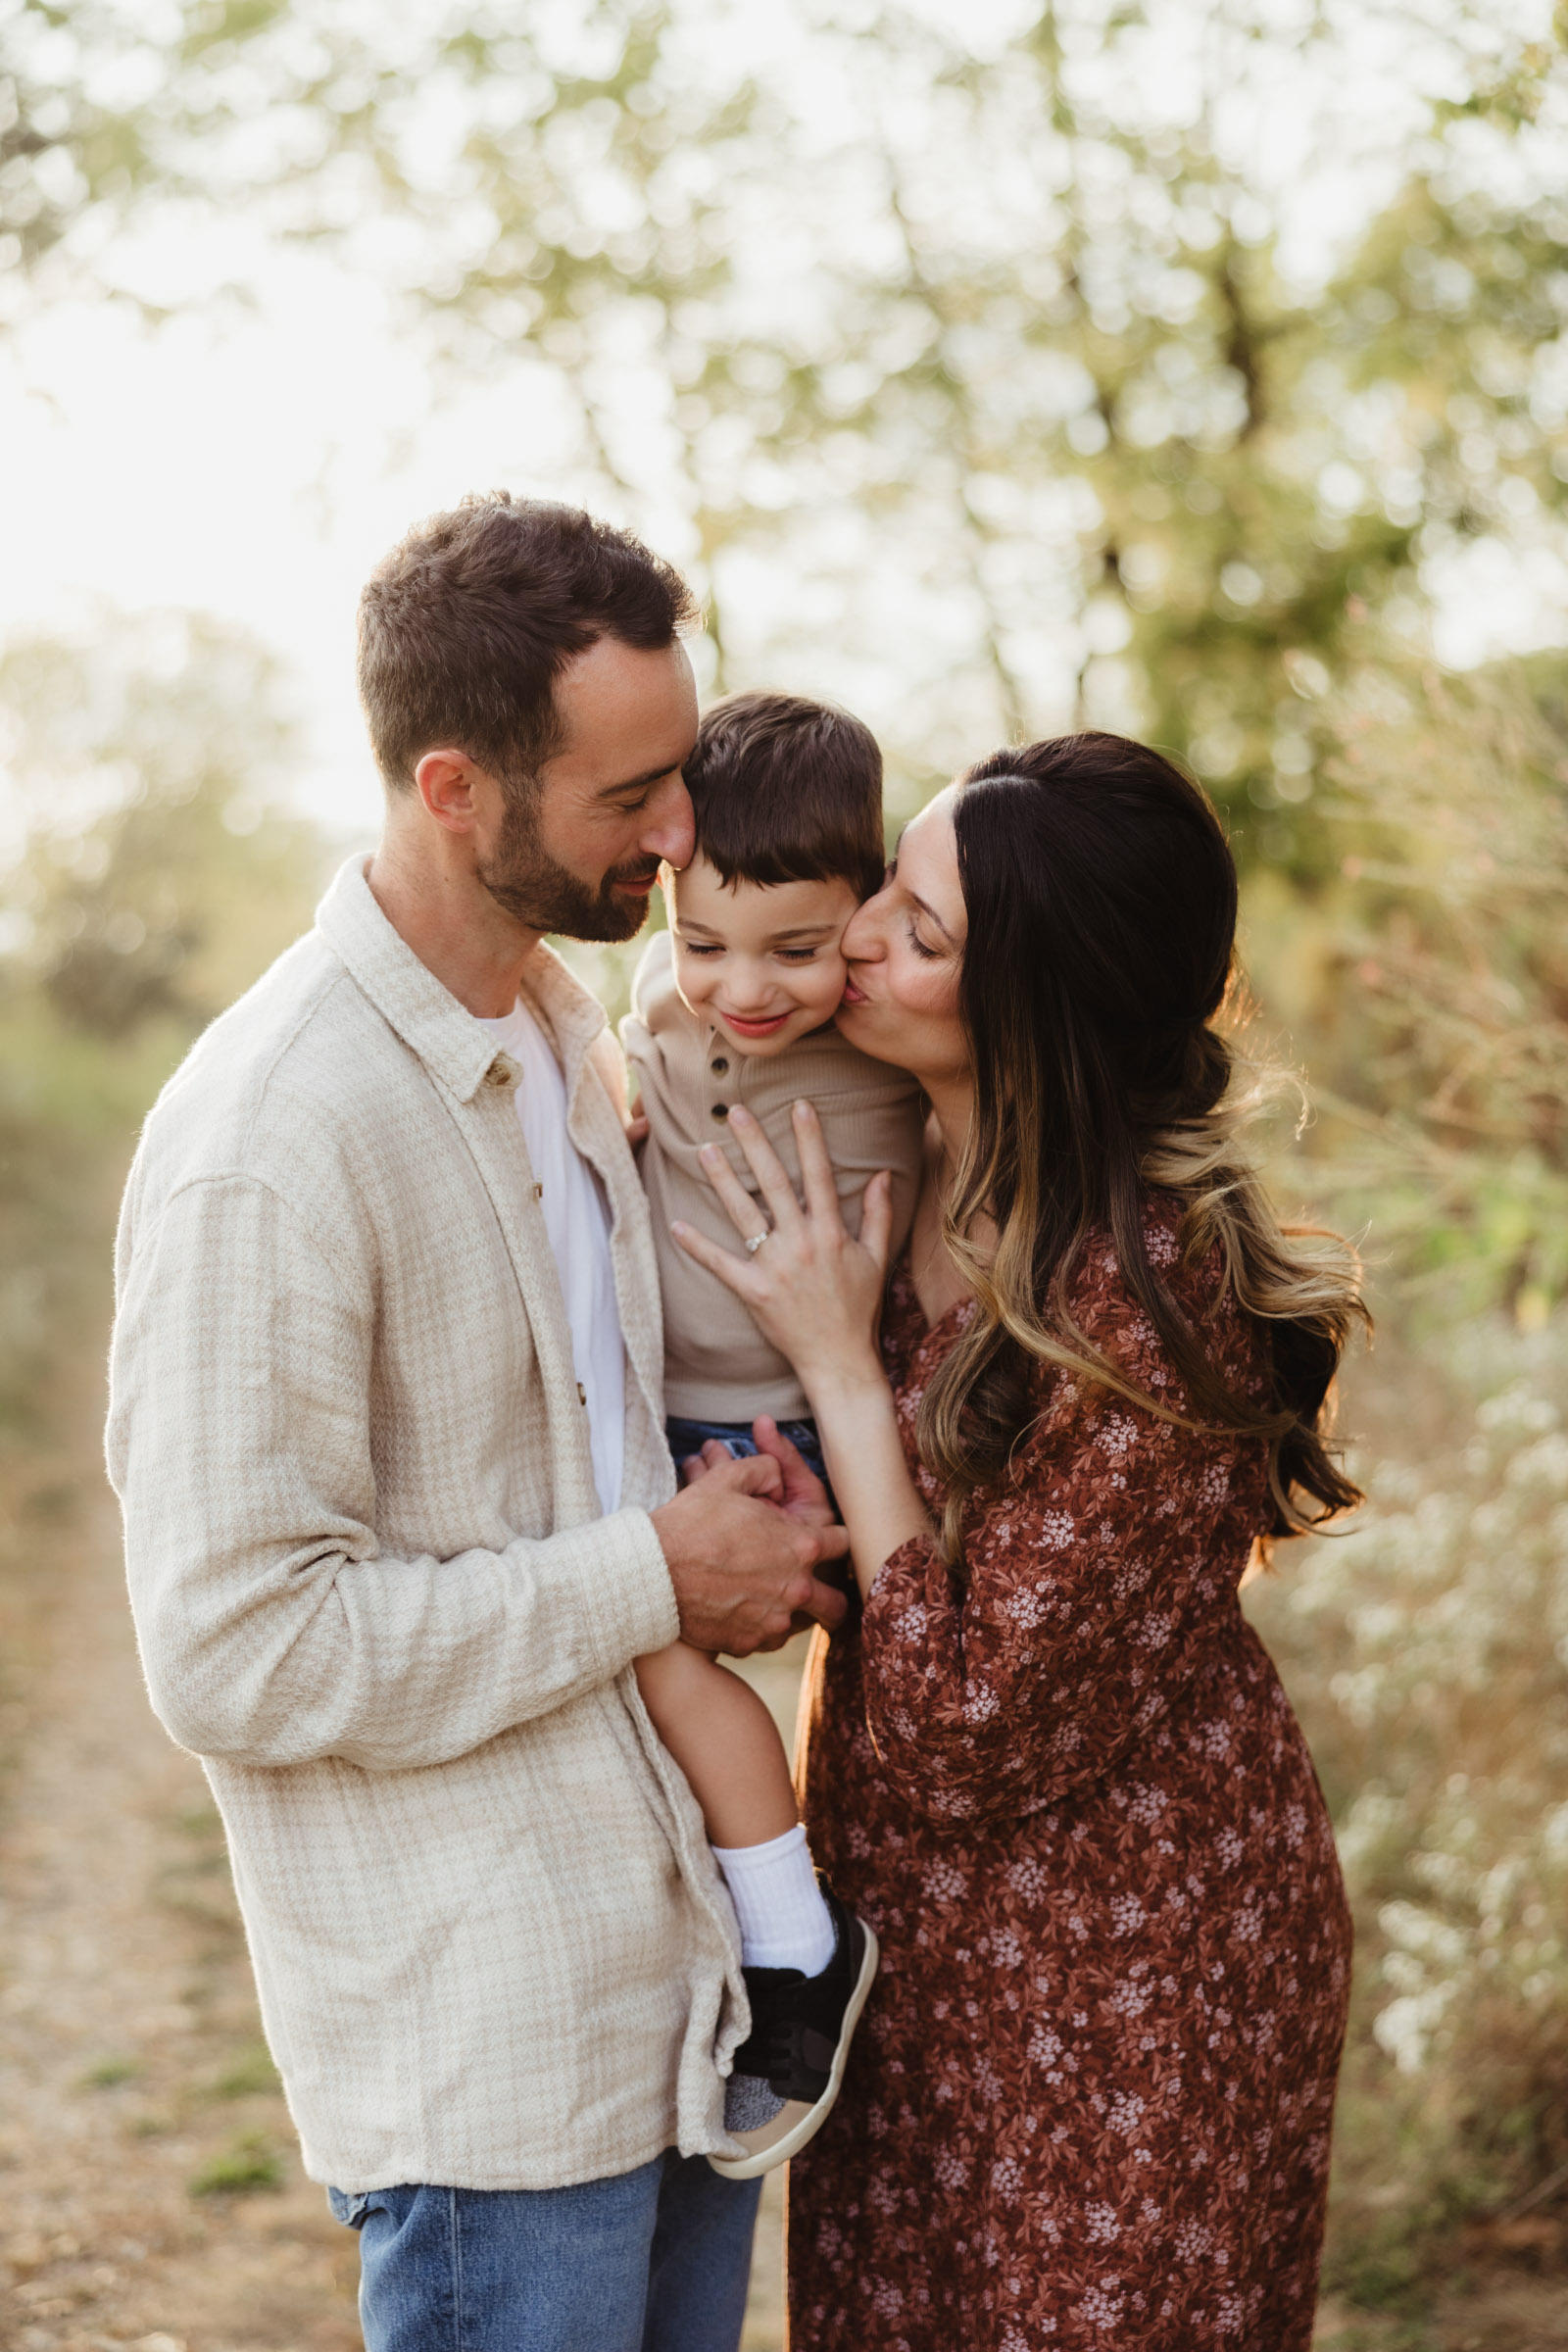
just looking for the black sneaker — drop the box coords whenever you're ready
[708,1882,879,2180]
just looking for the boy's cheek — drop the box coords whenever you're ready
[671,948,715,1017]
[807,953,850,1013]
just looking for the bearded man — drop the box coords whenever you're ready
[106,496,849,2352]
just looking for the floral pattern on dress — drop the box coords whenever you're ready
[786,1196,1351,2352]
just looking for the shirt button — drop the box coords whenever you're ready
[534,1183,544,1199]
[576,1382,587,1405]
[710,1102,729,1120]
[710,1056,729,1075]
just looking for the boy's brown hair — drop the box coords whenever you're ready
[684,691,886,901]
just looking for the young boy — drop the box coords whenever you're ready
[622,691,925,2179]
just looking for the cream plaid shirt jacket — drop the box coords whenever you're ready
[106,858,745,2192]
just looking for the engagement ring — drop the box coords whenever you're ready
[745,1230,771,1255]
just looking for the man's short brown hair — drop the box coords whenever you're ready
[684,692,885,901]
[357,493,699,792]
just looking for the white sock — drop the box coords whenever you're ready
[712,1823,837,1977]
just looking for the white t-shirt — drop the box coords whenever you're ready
[479,1001,625,1514]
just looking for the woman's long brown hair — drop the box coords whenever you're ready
[918,733,1369,1568]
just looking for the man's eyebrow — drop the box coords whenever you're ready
[594,760,680,800]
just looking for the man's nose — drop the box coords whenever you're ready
[643,775,696,870]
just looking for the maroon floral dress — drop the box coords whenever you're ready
[787,1199,1351,2351]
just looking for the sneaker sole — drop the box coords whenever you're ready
[706,1921,880,2181]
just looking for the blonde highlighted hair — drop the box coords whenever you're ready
[919,736,1368,1569]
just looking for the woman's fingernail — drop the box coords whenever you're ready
[699,1143,719,1162]
[671,1220,689,1238]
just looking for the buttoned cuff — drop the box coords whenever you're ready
[573,1506,682,1676]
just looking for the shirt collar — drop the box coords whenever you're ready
[315,856,609,1106]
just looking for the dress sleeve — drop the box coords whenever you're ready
[857,1227,1269,1827]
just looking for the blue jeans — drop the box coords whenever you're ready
[327,2151,760,2352]
[665,1413,830,1492]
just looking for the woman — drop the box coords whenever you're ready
[673,733,1365,2350]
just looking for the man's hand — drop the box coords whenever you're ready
[651,1452,850,1657]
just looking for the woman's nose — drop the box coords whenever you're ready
[841,893,888,962]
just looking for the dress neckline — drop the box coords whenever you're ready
[888,1247,975,1351]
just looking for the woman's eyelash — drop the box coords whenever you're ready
[906,921,939,960]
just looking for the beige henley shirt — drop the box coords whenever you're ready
[621,929,926,1423]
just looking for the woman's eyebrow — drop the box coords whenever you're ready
[906,889,956,942]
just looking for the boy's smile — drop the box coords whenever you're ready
[662,857,862,1058]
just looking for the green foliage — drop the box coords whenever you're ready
[210,2038,281,2099]
[1248,1316,1568,2304]
[1300,656,1568,1319]
[0,615,328,1039]
[80,2054,140,2088]
[0,616,325,1438]
[283,0,1559,864]
[189,2131,284,2195]
[10,3,1568,875]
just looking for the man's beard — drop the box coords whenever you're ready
[477,797,658,945]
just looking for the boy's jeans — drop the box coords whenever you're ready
[665,1412,830,1489]
[327,2150,761,2352]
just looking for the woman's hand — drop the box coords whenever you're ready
[672,1101,891,1401]
[676,1103,934,1601]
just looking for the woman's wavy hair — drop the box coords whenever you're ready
[919,732,1369,1567]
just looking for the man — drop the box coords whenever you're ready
[106,495,850,2352]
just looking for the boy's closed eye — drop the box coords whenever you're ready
[674,938,830,964]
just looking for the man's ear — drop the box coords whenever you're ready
[413,749,480,834]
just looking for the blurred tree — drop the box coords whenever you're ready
[0,613,324,1436]
[0,614,327,1039]
[0,0,293,310]
[1308,650,1568,1317]
[8,3,1567,874]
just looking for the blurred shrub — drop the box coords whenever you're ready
[0,614,328,1429]
[0,616,327,1039]
[1248,1316,1568,2304]
[1248,653,1568,1326]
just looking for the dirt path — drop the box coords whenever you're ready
[0,1456,787,2352]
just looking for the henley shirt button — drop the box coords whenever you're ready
[534,1182,544,1199]
[576,1382,587,1404]
[710,1055,729,1075]
[710,1102,729,1120]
